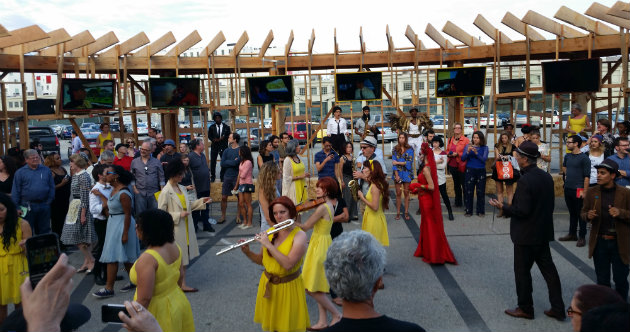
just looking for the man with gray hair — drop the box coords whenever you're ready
[130,141,165,216]
[98,150,115,165]
[323,230,425,331]
[11,149,56,235]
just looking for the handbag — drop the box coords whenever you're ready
[495,160,514,180]
[65,199,81,224]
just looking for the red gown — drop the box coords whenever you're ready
[412,144,457,265]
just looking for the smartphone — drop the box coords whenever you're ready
[101,304,129,324]
[25,233,61,289]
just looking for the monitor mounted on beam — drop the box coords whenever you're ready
[436,67,486,98]
[542,59,601,94]
[149,77,200,109]
[246,75,294,105]
[61,79,116,112]
[335,72,382,102]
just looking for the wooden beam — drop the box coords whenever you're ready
[258,30,274,57]
[133,31,176,57]
[100,31,149,57]
[2,28,71,54]
[40,30,94,56]
[308,29,315,55]
[201,31,226,57]
[285,30,294,57]
[554,6,618,35]
[522,10,586,38]
[0,25,48,48]
[165,30,202,57]
[474,14,513,43]
[405,25,421,48]
[502,12,546,41]
[71,31,118,57]
[585,3,630,29]
[442,21,486,47]
[425,23,453,49]
[0,24,9,38]
[231,31,249,58]
[360,26,366,53]
[608,1,630,20]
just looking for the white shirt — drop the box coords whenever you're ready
[216,123,223,137]
[327,117,348,135]
[408,121,421,135]
[72,136,82,154]
[356,148,388,175]
[89,182,113,220]
[434,151,447,186]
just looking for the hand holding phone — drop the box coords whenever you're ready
[25,233,61,289]
[102,304,129,324]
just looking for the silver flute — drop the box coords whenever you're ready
[215,219,295,256]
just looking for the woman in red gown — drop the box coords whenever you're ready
[411,143,457,264]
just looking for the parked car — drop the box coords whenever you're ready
[60,125,74,139]
[18,126,60,156]
[263,118,272,129]
[236,128,261,151]
[285,122,310,144]
[137,123,149,136]
[110,123,129,132]
[375,126,397,143]
[67,131,99,158]
[49,124,64,137]
[479,115,496,128]
[431,116,474,137]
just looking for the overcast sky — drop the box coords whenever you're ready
[0,0,620,55]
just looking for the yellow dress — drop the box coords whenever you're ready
[254,227,310,332]
[98,131,112,154]
[301,203,333,293]
[362,184,390,246]
[0,222,27,305]
[291,158,307,204]
[567,116,587,152]
[130,246,194,332]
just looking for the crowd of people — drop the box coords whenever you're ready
[0,104,629,332]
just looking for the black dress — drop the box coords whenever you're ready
[0,175,13,195]
[259,153,274,168]
[50,168,71,239]
[491,144,520,185]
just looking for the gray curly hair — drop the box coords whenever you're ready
[324,230,386,302]
[285,140,298,157]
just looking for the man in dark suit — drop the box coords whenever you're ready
[490,141,565,321]
[207,112,230,182]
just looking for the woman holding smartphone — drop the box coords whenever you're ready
[461,131,489,217]
[391,133,414,220]
[0,193,32,325]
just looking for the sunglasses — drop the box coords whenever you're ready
[106,172,117,175]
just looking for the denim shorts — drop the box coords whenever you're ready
[238,184,255,193]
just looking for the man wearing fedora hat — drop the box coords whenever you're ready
[354,136,388,220]
[490,141,565,321]
[208,112,231,182]
[581,159,630,301]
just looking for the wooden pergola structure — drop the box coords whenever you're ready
[1,1,629,169]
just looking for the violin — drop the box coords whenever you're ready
[295,197,326,213]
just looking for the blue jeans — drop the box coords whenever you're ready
[464,168,486,215]
[24,202,51,235]
[135,192,157,217]
[593,238,629,301]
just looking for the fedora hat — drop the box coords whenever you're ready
[594,158,621,176]
[515,141,541,159]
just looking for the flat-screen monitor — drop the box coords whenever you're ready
[246,75,294,105]
[27,99,55,116]
[149,78,200,108]
[542,59,601,94]
[61,79,115,111]
[436,67,486,98]
[335,72,382,102]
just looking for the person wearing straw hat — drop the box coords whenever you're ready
[581,158,630,301]
[489,141,565,321]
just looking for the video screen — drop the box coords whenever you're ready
[61,79,115,111]
[436,67,486,97]
[27,99,56,116]
[247,76,294,105]
[542,59,601,94]
[335,72,382,102]
[149,78,200,108]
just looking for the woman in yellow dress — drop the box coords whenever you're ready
[282,140,310,205]
[564,103,591,152]
[157,159,211,292]
[131,209,194,332]
[0,193,32,325]
[295,177,342,330]
[240,196,310,332]
[97,122,113,155]
[357,160,390,247]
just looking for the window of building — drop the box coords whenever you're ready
[403,82,412,91]
[321,86,328,95]
[419,82,425,90]
[299,88,306,96]
[391,83,397,91]
[429,81,435,90]
[220,91,226,99]
[485,78,492,87]
[8,102,13,108]
[311,87,317,96]
[241,90,246,98]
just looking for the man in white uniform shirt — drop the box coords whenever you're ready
[407,108,424,162]
[71,131,82,154]
[327,106,349,154]
[88,164,113,285]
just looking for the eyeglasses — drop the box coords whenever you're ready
[360,146,369,150]
[567,141,575,144]
[140,148,150,152]
[106,172,116,175]
[567,306,581,316]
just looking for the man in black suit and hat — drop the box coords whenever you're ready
[489,141,565,321]
[208,112,231,182]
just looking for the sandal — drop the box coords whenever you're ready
[395,214,401,220]
[404,213,410,220]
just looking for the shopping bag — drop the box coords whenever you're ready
[495,161,514,180]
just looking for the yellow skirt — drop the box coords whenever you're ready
[301,233,332,293]
[0,253,28,305]
[144,290,195,332]
[362,208,390,247]
[254,273,310,332]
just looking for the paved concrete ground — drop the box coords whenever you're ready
[63,194,604,332]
